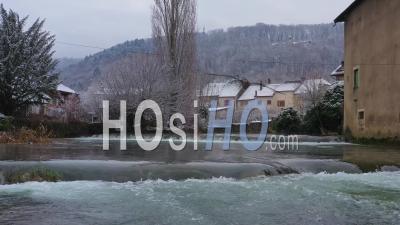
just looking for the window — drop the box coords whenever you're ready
[277,100,285,107]
[267,100,272,105]
[358,109,365,130]
[224,99,230,106]
[353,67,360,89]
[358,110,364,120]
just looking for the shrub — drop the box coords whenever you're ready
[5,167,62,184]
[274,108,302,134]
[16,126,53,144]
[303,85,344,135]
[0,126,53,144]
[13,119,102,138]
[0,117,13,131]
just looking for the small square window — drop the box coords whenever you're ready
[267,100,272,105]
[224,100,230,106]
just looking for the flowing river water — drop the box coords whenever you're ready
[0,136,399,225]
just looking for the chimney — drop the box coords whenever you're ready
[267,78,271,84]
[259,81,263,91]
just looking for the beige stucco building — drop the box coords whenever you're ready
[335,0,400,139]
[237,84,276,120]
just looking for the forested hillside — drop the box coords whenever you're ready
[59,23,344,91]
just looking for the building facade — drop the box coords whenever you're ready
[335,0,400,139]
[199,78,331,124]
[29,84,80,122]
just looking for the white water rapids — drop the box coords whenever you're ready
[1,172,399,225]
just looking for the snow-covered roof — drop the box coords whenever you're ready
[219,82,242,97]
[295,79,331,95]
[273,83,301,92]
[330,80,344,88]
[201,83,225,97]
[238,85,275,101]
[331,64,344,76]
[267,84,280,90]
[57,84,76,94]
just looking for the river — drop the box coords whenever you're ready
[0,137,399,225]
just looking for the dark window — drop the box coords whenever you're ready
[358,110,365,120]
[278,100,285,107]
[224,100,230,106]
[354,67,360,89]
[267,100,272,105]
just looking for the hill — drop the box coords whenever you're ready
[59,23,344,92]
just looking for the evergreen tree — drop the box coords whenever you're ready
[0,4,58,116]
[274,108,302,135]
[303,84,344,134]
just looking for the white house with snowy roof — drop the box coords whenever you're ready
[238,84,274,108]
[199,81,243,107]
[28,83,80,122]
[198,81,245,120]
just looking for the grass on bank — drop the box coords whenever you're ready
[0,125,53,144]
[4,167,62,184]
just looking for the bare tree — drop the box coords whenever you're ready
[101,54,162,114]
[298,75,329,111]
[152,0,197,124]
[297,75,330,134]
[82,54,163,121]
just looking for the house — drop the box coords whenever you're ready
[198,82,225,106]
[200,78,332,123]
[29,84,80,122]
[269,82,302,113]
[216,81,244,120]
[335,0,400,139]
[237,83,276,120]
[199,81,245,120]
[331,62,345,81]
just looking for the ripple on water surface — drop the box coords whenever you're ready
[0,172,399,225]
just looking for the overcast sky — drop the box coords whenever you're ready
[2,0,353,58]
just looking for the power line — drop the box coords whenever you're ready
[56,41,157,56]
[236,59,338,66]
[202,72,240,80]
[238,59,400,67]
[56,41,106,50]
